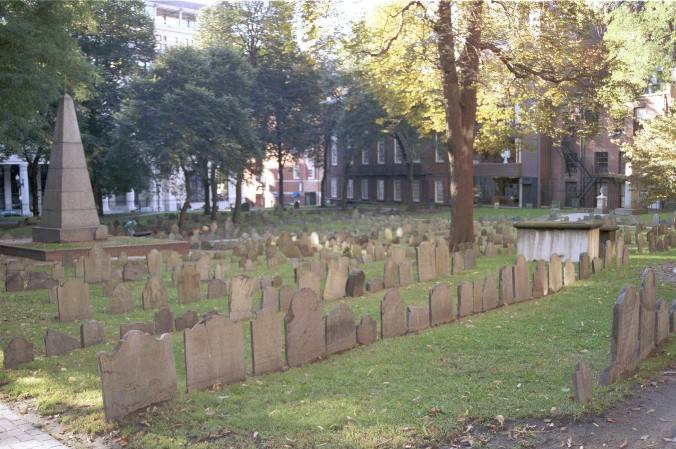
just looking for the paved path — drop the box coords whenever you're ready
[0,403,68,449]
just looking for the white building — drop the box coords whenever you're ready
[145,0,203,51]
[0,155,36,217]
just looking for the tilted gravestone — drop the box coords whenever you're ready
[154,308,174,335]
[435,239,450,277]
[174,310,198,332]
[498,266,514,306]
[80,320,105,347]
[407,305,430,333]
[383,258,399,289]
[416,241,437,282]
[285,288,325,367]
[599,285,640,385]
[356,315,377,345]
[229,275,258,321]
[638,268,657,361]
[325,303,357,355]
[578,252,591,280]
[109,283,134,315]
[532,260,549,298]
[457,281,474,318]
[44,329,80,357]
[656,299,670,346]
[142,276,169,310]
[98,331,177,421]
[380,289,407,338]
[513,255,531,302]
[482,273,499,311]
[4,336,34,369]
[184,314,245,392]
[548,254,563,293]
[57,279,91,322]
[429,283,454,326]
[563,260,576,287]
[572,360,592,403]
[250,308,283,376]
[177,266,201,304]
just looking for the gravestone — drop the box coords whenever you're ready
[656,299,669,346]
[513,255,531,302]
[174,310,198,332]
[451,251,464,274]
[80,320,105,347]
[366,278,384,293]
[548,254,563,293]
[563,260,576,286]
[184,314,245,392]
[398,259,414,287]
[261,286,279,310]
[324,258,348,301]
[177,266,201,304]
[154,308,174,335]
[83,245,111,284]
[44,329,80,357]
[122,260,145,282]
[572,360,592,403]
[429,283,454,326]
[532,260,549,298]
[250,308,283,375]
[57,279,91,322]
[578,252,591,280]
[473,278,484,314]
[196,255,211,281]
[3,336,34,369]
[603,241,614,270]
[457,281,474,318]
[435,240,450,277]
[142,276,169,310]
[102,279,118,298]
[416,241,437,282]
[592,257,603,274]
[356,315,377,345]
[278,284,294,312]
[285,288,325,367]
[346,270,365,297]
[207,278,228,299]
[383,258,399,289]
[380,289,407,338]
[52,263,65,282]
[229,275,257,321]
[298,270,321,297]
[615,239,624,268]
[98,332,177,421]
[390,245,407,264]
[407,305,430,333]
[621,246,630,266]
[482,273,499,311]
[464,248,476,269]
[325,304,357,355]
[671,300,676,334]
[119,322,154,338]
[599,285,640,385]
[638,269,656,361]
[146,249,163,277]
[109,283,134,315]
[498,266,514,305]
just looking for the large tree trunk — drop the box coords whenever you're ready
[232,171,243,224]
[210,163,218,221]
[179,165,192,230]
[436,0,482,250]
[202,161,210,215]
[320,133,330,207]
[276,147,285,211]
[26,159,40,217]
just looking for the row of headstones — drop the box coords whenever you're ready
[571,267,674,404]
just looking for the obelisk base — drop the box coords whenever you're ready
[33,225,108,243]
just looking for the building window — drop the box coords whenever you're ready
[412,149,421,163]
[393,139,403,164]
[377,140,385,164]
[361,179,368,200]
[633,107,647,135]
[393,179,402,202]
[293,165,300,179]
[435,136,445,163]
[307,160,315,179]
[412,180,421,202]
[330,177,338,199]
[346,179,354,199]
[361,148,369,165]
[434,180,444,204]
[565,182,578,208]
[594,152,608,174]
[330,137,338,166]
[377,179,385,201]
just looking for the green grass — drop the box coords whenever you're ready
[0,225,674,449]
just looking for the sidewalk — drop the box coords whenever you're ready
[0,403,68,449]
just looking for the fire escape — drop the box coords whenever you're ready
[557,135,598,207]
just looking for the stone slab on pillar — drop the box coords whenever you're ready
[32,94,107,243]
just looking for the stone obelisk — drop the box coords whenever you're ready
[33,94,107,243]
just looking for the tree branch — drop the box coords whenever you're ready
[367,1,428,57]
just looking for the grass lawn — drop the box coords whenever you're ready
[0,224,674,449]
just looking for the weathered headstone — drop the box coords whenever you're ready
[298,269,321,297]
[325,303,357,355]
[119,322,154,338]
[482,273,499,311]
[366,278,384,293]
[599,285,640,385]
[278,284,294,312]
[324,258,348,301]
[122,260,145,282]
[346,270,366,297]
[174,310,198,332]
[83,245,111,284]
[285,288,325,367]
[398,259,414,286]
[548,254,563,293]
[177,265,201,304]
[451,251,464,274]
[457,281,474,318]
[229,275,257,321]
[592,257,603,274]
[146,249,163,276]
[638,268,656,361]
[44,329,80,357]
[407,305,430,333]
[184,314,245,392]
[464,248,476,270]
[196,255,211,281]
[57,279,91,322]
[356,315,377,345]
[80,320,105,347]
[380,289,407,338]
[656,299,669,346]
[98,332,177,421]
[429,283,454,326]
[3,336,34,369]
[498,266,514,305]
[383,258,399,289]
[532,260,549,298]
[417,241,437,282]
[261,286,279,310]
[109,283,134,315]
[472,278,484,314]
[435,240,450,277]
[572,360,592,403]
[250,308,283,375]
[142,276,168,310]
[563,260,576,287]
[603,241,614,270]
[154,308,174,335]
[578,252,590,280]
[207,278,228,299]
[513,255,531,302]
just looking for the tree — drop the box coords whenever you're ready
[75,0,156,214]
[349,0,609,249]
[621,113,675,206]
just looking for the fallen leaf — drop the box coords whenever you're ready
[619,439,628,448]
